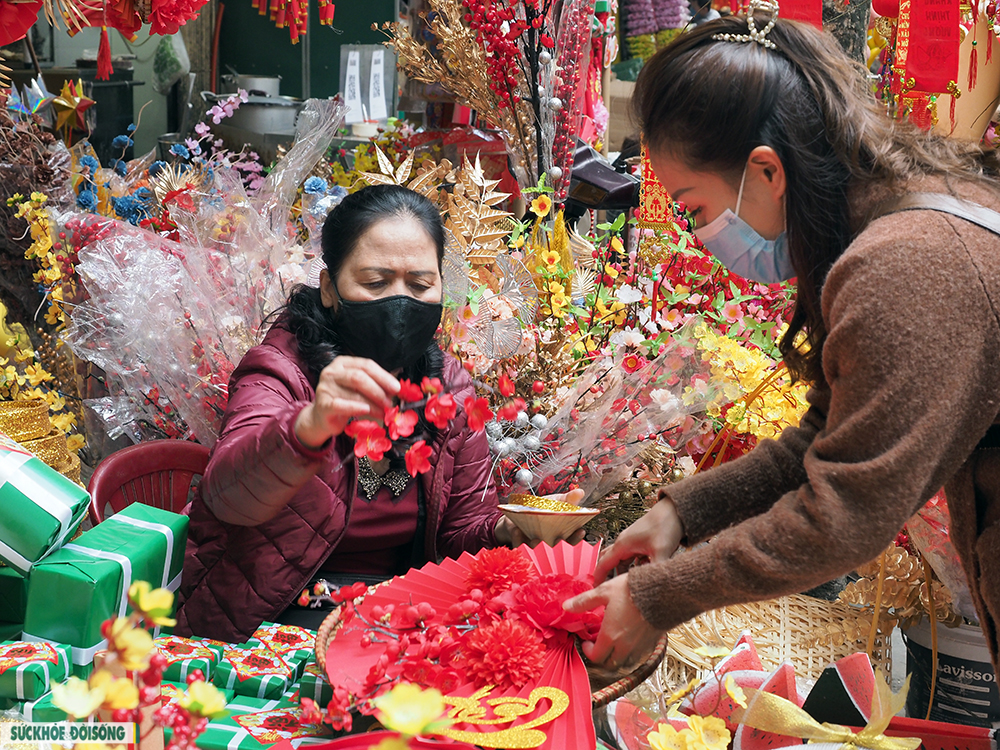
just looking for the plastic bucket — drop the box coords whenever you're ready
[904,620,1000,727]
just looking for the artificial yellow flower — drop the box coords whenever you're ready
[90,670,139,710]
[179,680,228,718]
[693,645,730,659]
[664,678,700,706]
[686,715,730,750]
[647,723,689,750]
[45,390,66,411]
[128,581,176,627]
[372,682,450,737]
[51,676,106,719]
[604,263,619,280]
[550,292,569,318]
[51,412,77,432]
[106,617,154,671]
[540,249,561,268]
[2,365,24,386]
[548,281,565,295]
[67,434,86,452]
[530,195,552,218]
[725,675,748,709]
[24,363,53,387]
[610,236,625,254]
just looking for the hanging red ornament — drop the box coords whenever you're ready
[97,26,113,81]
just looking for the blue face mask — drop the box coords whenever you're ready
[693,163,794,285]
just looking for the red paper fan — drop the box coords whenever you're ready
[0,0,44,47]
[325,542,600,750]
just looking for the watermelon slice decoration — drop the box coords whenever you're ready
[801,652,877,727]
[732,663,809,750]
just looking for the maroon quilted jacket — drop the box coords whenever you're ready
[174,325,502,641]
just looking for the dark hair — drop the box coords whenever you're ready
[280,184,446,381]
[633,14,1000,385]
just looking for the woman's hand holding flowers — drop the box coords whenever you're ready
[295,356,401,449]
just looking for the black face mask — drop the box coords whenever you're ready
[332,293,443,372]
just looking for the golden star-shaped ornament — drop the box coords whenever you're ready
[53,79,95,133]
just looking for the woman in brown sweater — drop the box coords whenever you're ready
[564,2,1000,678]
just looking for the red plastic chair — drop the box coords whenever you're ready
[87,440,211,525]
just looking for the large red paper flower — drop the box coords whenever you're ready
[465,547,535,598]
[148,0,208,35]
[512,574,603,642]
[461,619,545,690]
[345,419,392,462]
[0,0,44,46]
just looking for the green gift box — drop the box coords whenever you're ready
[160,680,234,707]
[251,623,315,680]
[194,637,229,662]
[0,640,71,700]
[8,690,89,722]
[0,566,29,623]
[0,435,89,575]
[187,701,332,750]
[298,662,332,706]
[22,505,188,672]
[213,646,293,700]
[155,635,217,683]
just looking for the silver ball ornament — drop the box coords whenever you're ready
[548,166,563,181]
[523,435,541,451]
[539,50,552,64]
[503,437,518,452]
[548,97,563,110]
[530,414,548,430]
[515,468,534,485]
[486,421,503,439]
[515,412,530,429]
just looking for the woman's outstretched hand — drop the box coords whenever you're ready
[559,495,681,669]
[562,574,664,669]
[592,496,685,583]
[495,488,588,547]
[295,356,400,449]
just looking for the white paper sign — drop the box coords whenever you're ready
[344,50,362,124]
[368,49,388,121]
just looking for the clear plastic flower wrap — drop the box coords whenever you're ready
[490,321,723,501]
[61,98,347,445]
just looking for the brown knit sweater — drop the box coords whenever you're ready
[628,177,1000,672]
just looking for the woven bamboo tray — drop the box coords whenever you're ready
[656,594,894,692]
[315,603,668,710]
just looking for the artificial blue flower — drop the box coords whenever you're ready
[149,160,168,176]
[112,134,134,149]
[110,195,148,226]
[76,187,98,211]
[127,123,136,132]
[169,144,190,159]
[79,155,100,176]
[303,176,328,195]
[112,159,127,177]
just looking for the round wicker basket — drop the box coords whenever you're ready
[314,602,667,709]
[657,593,895,692]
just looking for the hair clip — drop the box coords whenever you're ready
[712,0,780,50]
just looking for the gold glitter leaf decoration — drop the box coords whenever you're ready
[150,164,207,206]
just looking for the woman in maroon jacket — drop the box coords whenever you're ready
[176,185,577,641]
